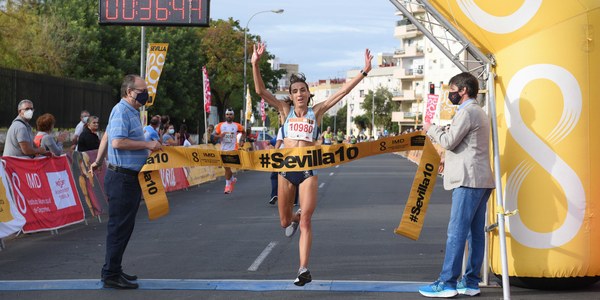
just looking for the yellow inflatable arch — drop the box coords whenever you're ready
[428,0,599,289]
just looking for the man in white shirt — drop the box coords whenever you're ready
[72,110,90,150]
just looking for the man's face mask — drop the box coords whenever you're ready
[82,116,89,123]
[23,109,34,120]
[131,88,149,106]
[448,91,462,105]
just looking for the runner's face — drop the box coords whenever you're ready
[290,82,310,107]
[225,113,233,122]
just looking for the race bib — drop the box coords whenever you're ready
[288,118,315,142]
[222,132,235,144]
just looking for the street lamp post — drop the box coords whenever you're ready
[243,9,284,129]
[371,90,375,138]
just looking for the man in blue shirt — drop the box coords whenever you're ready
[91,74,162,289]
[143,115,161,142]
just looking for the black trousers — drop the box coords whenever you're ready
[101,169,141,279]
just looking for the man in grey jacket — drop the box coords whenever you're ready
[418,72,495,298]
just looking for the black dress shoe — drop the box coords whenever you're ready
[121,271,138,281]
[103,275,139,289]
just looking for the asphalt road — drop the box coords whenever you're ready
[0,154,598,299]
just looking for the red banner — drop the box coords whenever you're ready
[425,94,440,124]
[160,168,190,192]
[3,156,85,233]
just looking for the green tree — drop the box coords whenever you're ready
[198,18,284,123]
[359,87,398,134]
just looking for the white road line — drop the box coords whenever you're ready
[248,241,278,271]
[329,172,334,176]
[335,165,339,168]
[319,183,325,189]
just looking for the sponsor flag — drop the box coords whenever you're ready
[245,86,252,121]
[424,94,439,124]
[144,43,169,107]
[202,66,212,113]
[260,98,266,122]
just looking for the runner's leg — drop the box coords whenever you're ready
[297,175,318,268]
[278,174,297,227]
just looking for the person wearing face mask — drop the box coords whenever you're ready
[72,110,90,151]
[161,124,179,146]
[3,99,47,157]
[88,74,162,290]
[34,113,69,156]
[420,72,495,298]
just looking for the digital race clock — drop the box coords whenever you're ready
[99,0,210,26]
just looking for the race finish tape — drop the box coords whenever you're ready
[138,131,440,240]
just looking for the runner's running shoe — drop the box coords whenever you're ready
[224,185,231,194]
[269,195,278,205]
[229,177,238,193]
[285,209,301,237]
[294,268,312,286]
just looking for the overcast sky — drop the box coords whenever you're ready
[210,0,402,82]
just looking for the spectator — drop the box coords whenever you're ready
[419,72,495,298]
[159,115,170,139]
[77,116,101,152]
[162,124,178,146]
[143,115,161,142]
[72,110,90,150]
[89,74,162,289]
[3,99,47,157]
[202,124,217,145]
[178,123,192,146]
[34,113,68,156]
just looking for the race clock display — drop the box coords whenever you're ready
[99,0,210,26]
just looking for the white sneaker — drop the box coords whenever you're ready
[285,209,301,237]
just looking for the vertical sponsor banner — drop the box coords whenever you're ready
[424,94,439,124]
[159,168,190,192]
[430,0,599,281]
[245,86,252,121]
[202,66,212,113]
[144,43,169,107]
[71,151,108,217]
[3,156,85,233]
[0,161,26,238]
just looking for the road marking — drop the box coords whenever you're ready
[319,183,325,189]
[247,241,277,271]
[0,279,429,292]
[329,172,334,176]
[335,165,339,168]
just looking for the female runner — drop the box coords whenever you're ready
[252,42,372,286]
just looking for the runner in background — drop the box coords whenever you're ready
[215,108,245,194]
[252,42,372,286]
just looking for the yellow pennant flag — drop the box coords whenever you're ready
[138,132,440,239]
[144,43,168,107]
[245,86,252,121]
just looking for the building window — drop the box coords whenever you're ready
[359,90,365,97]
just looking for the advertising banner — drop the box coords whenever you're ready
[0,161,26,238]
[71,151,108,217]
[3,156,85,233]
[160,168,190,192]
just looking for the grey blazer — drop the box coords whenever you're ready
[427,100,495,190]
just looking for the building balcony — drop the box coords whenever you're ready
[392,111,421,123]
[392,89,419,101]
[394,24,423,39]
[393,45,424,58]
[394,67,424,80]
